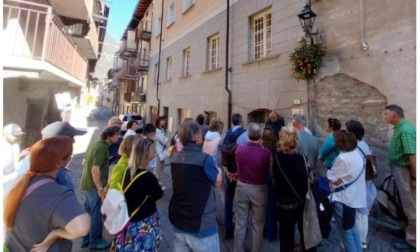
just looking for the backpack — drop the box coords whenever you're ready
[101,169,148,235]
[219,127,246,173]
[356,146,378,180]
[376,174,407,223]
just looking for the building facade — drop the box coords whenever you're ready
[3,0,109,146]
[110,0,414,172]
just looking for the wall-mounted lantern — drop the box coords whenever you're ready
[297,3,317,36]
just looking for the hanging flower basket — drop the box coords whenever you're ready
[289,41,326,81]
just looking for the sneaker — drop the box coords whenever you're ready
[90,240,112,251]
[393,240,414,251]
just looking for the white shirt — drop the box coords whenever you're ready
[124,129,136,138]
[327,150,367,208]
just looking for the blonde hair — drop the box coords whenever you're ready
[118,135,139,156]
[279,125,299,152]
[127,138,156,179]
[4,137,73,230]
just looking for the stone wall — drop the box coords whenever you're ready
[315,73,390,185]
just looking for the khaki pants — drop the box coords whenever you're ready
[391,164,416,247]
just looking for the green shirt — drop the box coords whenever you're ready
[388,119,416,167]
[80,139,110,190]
[108,155,129,190]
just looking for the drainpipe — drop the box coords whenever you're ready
[156,0,164,116]
[225,0,232,128]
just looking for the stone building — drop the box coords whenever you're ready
[113,0,414,172]
[3,0,109,147]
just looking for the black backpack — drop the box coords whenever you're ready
[219,128,246,173]
[377,174,408,223]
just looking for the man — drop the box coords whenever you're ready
[169,120,222,251]
[124,119,138,138]
[79,125,121,250]
[265,111,285,137]
[2,124,25,176]
[107,116,123,165]
[384,104,416,250]
[234,123,271,252]
[3,122,87,199]
[293,114,320,174]
[196,114,209,139]
[222,113,248,239]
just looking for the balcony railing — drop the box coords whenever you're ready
[138,20,151,41]
[135,55,149,72]
[119,39,137,59]
[114,63,137,80]
[3,0,88,82]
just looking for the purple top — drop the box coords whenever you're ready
[236,142,271,185]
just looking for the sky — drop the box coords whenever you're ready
[106,0,139,41]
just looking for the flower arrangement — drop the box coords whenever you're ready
[289,41,326,81]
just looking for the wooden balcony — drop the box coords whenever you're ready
[114,63,137,80]
[3,0,88,84]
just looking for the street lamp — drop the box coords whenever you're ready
[297,3,317,36]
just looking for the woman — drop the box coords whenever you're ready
[319,118,341,169]
[154,116,169,188]
[108,135,139,189]
[113,138,164,251]
[4,137,90,251]
[202,119,225,220]
[327,130,366,252]
[272,126,316,252]
[345,120,376,249]
[261,127,279,241]
[202,119,224,167]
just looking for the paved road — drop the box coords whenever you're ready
[68,106,406,252]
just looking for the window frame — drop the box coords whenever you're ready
[207,33,220,71]
[155,16,162,36]
[167,2,175,26]
[250,8,272,60]
[182,48,191,76]
[182,0,195,13]
[166,56,172,80]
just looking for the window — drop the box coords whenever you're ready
[250,9,272,60]
[182,0,195,13]
[207,34,219,70]
[182,48,191,76]
[154,63,159,83]
[166,57,172,80]
[167,3,175,26]
[155,16,161,35]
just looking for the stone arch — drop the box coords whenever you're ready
[247,108,270,127]
[315,73,388,145]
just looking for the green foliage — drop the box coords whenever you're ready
[289,41,326,81]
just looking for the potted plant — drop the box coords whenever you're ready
[289,41,326,81]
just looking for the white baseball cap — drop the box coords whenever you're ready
[4,124,25,136]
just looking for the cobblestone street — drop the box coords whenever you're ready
[69,106,406,252]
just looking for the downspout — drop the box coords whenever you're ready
[156,0,164,116]
[225,0,232,128]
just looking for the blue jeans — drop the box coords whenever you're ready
[56,168,74,191]
[173,231,220,252]
[224,173,236,235]
[82,189,103,247]
[333,201,362,252]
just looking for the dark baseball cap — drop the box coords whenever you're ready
[41,122,87,138]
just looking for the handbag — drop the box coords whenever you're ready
[377,173,407,223]
[101,169,148,235]
[301,155,323,249]
[356,146,378,180]
[311,182,333,239]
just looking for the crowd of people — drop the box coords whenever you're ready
[2,104,416,252]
